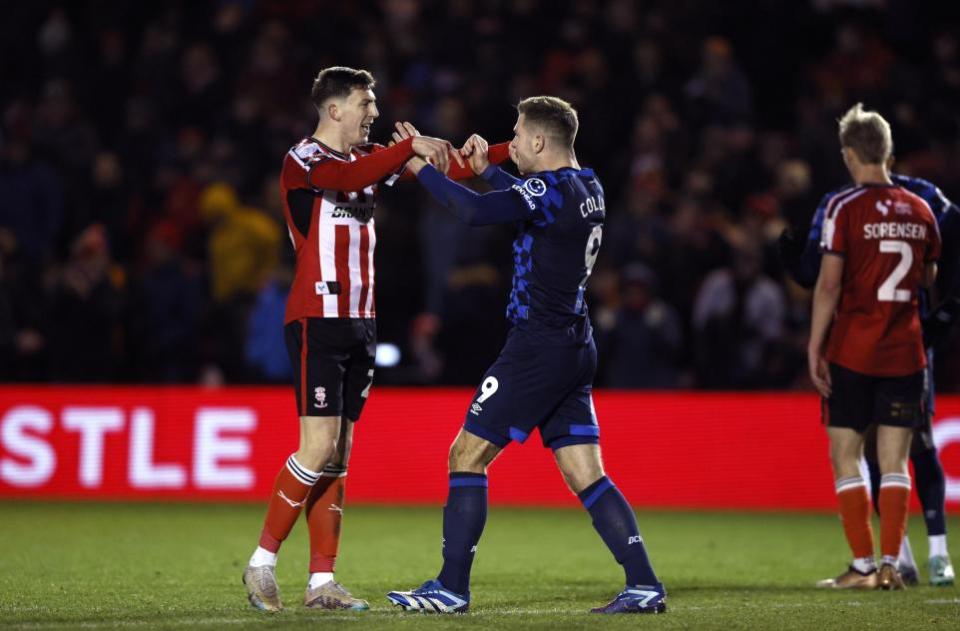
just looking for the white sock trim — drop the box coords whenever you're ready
[879,473,911,491]
[320,463,348,478]
[250,546,277,568]
[851,556,876,573]
[835,476,866,494]
[929,534,949,558]
[287,454,321,486]
[898,535,916,569]
[308,572,335,589]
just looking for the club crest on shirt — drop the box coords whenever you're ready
[314,386,328,409]
[512,178,547,211]
[524,178,547,197]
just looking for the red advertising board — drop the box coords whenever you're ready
[1,386,959,511]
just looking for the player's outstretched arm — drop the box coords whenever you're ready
[411,162,532,226]
[306,136,415,191]
[306,135,455,191]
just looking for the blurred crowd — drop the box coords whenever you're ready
[2,0,960,389]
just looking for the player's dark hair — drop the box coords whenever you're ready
[838,103,892,165]
[311,66,375,112]
[517,96,579,149]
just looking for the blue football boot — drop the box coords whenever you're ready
[591,584,667,614]
[387,579,470,614]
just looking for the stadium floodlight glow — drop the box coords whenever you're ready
[375,343,401,367]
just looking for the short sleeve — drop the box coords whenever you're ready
[820,198,850,255]
[808,191,835,243]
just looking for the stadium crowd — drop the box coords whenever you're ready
[2,0,959,389]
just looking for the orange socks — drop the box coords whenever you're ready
[878,473,911,563]
[258,455,320,552]
[835,476,874,561]
[305,468,347,572]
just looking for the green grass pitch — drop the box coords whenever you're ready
[0,502,956,629]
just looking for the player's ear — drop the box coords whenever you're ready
[326,101,341,122]
[533,134,545,154]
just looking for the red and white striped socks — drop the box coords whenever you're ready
[249,454,321,567]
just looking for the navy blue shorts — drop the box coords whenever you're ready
[462,329,599,450]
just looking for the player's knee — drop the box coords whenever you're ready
[829,447,860,478]
[558,463,604,495]
[331,421,354,469]
[297,429,340,471]
[560,469,594,495]
[294,445,333,472]
[877,451,909,475]
[448,440,485,473]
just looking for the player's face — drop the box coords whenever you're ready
[510,114,537,174]
[340,87,379,146]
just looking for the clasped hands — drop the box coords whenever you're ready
[390,122,490,177]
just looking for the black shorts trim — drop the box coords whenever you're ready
[284,318,376,420]
[824,363,923,433]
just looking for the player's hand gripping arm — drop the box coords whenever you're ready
[459,134,519,188]
[808,253,843,398]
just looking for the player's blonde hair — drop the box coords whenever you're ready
[517,96,579,149]
[838,103,893,165]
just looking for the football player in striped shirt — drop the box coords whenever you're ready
[242,66,509,612]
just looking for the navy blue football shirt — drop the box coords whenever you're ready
[417,163,605,345]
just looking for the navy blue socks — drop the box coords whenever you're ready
[578,476,659,587]
[912,448,947,536]
[437,472,488,595]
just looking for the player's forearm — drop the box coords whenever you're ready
[481,165,520,189]
[449,142,512,181]
[308,137,414,191]
[417,164,527,226]
[397,141,510,183]
[809,279,840,354]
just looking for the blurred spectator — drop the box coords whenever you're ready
[245,268,293,382]
[126,221,203,382]
[597,263,682,389]
[684,37,754,127]
[199,182,281,303]
[48,224,125,381]
[0,103,63,263]
[692,243,786,388]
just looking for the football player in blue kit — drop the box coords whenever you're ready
[781,171,957,586]
[385,96,666,615]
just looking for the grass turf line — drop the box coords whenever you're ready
[0,502,956,629]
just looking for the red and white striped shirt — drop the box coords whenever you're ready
[280,136,412,322]
[279,135,512,323]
